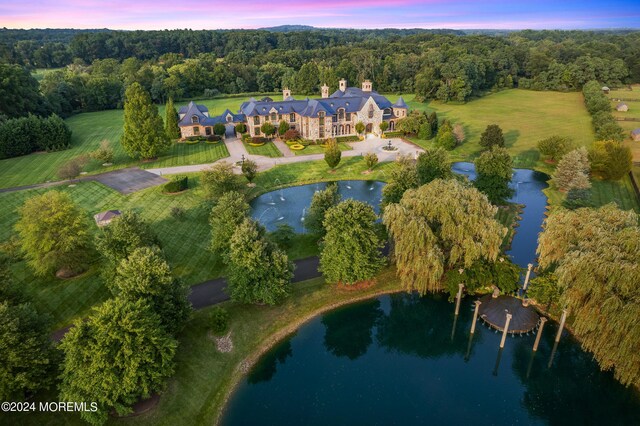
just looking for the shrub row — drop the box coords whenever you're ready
[0,114,72,159]
[163,175,188,193]
[186,135,222,143]
[382,131,404,138]
[582,81,625,142]
[336,135,360,143]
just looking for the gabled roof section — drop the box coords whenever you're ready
[178,101,209,125]
[178,101,208,115]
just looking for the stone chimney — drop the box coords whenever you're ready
[321,83,329,98]
[362,79,372,92]
[339,78,347,92]
[282,87,291,100]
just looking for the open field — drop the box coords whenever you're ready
[0,156,396,329]
[607,85,640,162]
[388,90,594,174]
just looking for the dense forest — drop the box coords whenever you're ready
[1,28,639,118]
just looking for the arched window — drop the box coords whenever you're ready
[346,124,351,134]
[318,111,325,126]
[368,104,374,119]
[271,112,277,122]
[338,108,345,120]
[191,115,199,124]
[339,125,344,135]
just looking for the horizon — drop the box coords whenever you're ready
[2,0,640,31]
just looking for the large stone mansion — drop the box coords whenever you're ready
[178,79,408,140]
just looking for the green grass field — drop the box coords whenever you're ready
[0,109,230,189]
[242,140,283,157]
[293,142,353,156]
[607,85,640,162]
[0,156,397,329]
[386,90,594,174]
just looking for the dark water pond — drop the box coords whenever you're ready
[230,165,640,425]
[221,294,640,425]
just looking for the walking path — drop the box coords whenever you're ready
[51,255,322,341]
[272,139,295,157]
[147,136,423,176]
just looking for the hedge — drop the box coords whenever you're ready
[383,131,404,138]
[336,135,360,143]
[0,113,72,159]
[163,175,188,193]
[289,143,305,150]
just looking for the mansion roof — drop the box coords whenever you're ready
[239,87,404,118]
[178,87,408,127]
[178,101,245,127]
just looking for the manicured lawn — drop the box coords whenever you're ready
[386,90,594,174]
[607,85,640,162]
[0,109,230,189]
[544,175,640,213]
[10,272,404,426]
[242,141,283,157]
[292,142,353,156]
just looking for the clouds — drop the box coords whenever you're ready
[1,0,639,30]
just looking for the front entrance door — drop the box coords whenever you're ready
[225,123,236,139]
[365,123,373,133]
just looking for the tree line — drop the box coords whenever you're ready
[1,29,639,120]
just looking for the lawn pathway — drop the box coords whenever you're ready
[51,256,322,341]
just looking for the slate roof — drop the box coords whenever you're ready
[178,101,208,115]
[616,102,628,108]
[238,87,399,118]
[178,102,245,126]
[632,128,640,135]
[393,96,408,109]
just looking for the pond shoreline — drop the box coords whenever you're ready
[215,284,405,425]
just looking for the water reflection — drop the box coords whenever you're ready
[322,299,382,360]
[222,294,640,426]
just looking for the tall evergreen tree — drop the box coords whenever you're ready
[479,124,505,149]
[209,191,250,260]
[164,97,180,140]
[320,200,385,285]
[121,83,170,160]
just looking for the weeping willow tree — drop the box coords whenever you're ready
[383,179,505,295]
[537,204,640,388]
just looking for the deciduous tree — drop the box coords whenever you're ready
[416,147,452,185]
[537,205,640,388]
[383,179,505,295]
[111,246,190,335]
[320,200,385,285]
[59,298,177,425]
[474,146,514,205]
[537,135,573,162]
[479,124,505,149]
[209,191,250,260]
[227,219,293,305]
[305,183,340,236]
[201,161,241,199]
[553,147,591,192]
[15,191,92,277]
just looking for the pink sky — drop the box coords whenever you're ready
[1,0,639,29]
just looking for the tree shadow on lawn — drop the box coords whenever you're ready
[504,129,521,149]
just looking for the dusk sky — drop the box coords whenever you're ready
[2,0,640,30]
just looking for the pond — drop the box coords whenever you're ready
[229,166,640,425]
[221,294,640,425]
[250,180,385,233]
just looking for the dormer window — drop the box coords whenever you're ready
[191,115,199,124]
[338,108,345,120]
[271,112,277,122]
